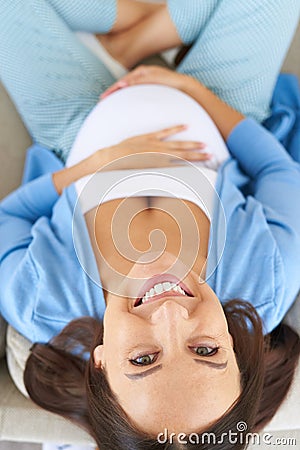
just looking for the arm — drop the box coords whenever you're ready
[0,174,59,266]
[0,148,113,267]
[0,128,210,339]
[179,76,245,140]
[225,119,300,329]
[101,66,245,139]
[104,70,300,329]
[0,171,62,339]
[186,75,300,310]
[1,125,210,262]
[227,117,300,248]
[53,124,210,194]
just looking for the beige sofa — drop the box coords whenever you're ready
[0,23,300,448]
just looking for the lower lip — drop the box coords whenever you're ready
[135,273,192,306]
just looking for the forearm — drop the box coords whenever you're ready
[52,148,112,195]
[101,65,244,138]
[179,76,245,141]
[0,174,59,264]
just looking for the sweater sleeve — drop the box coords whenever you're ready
[0,174,61,337]
[0,174,59,265]
[226,118,300,325]
[227,118,300,239]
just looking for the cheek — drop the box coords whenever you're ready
[191,303,231,343]
[197,289,228,326]
[195,302,227,327]
[103,310,151,350]
[103,314,155,379]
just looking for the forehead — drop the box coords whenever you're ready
[113,355,240,407]
[116,367,241,435]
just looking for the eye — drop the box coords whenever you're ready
[129,352,159,366]
[190,346,219,356]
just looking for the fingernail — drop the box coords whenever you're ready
[205,153,213,159]
[117,80,128,87]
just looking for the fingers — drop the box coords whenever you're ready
[184,151,212,161]
[100,65,168,99]
[170,150,212,162]
[100,80,128,99]
[151,126,209,156]
[156,148,212,162]
[157,133,211,160]
[152,124,188,139]
[140,151,212,170]
[100,66,147,99]
[132,125,211,160]
[166,140,206,150]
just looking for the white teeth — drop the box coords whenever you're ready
[140,282,187,304]
[175,285,186,295]
[154,284,163,294]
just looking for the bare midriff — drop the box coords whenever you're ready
[85,196,210,296]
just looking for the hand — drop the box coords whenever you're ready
[53,125,210,195]
[101,124,211,170]
[100,65,244,141]
[100,65,189,99]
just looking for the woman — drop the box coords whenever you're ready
[1,1,300,449]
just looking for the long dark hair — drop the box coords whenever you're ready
[24,300,300,449]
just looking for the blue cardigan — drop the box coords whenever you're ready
[1,83,300,343]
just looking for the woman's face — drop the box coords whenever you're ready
[94,252,241,436]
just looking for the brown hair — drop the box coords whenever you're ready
[24,300,300,449]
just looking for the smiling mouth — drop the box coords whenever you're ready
[134,274,193,307]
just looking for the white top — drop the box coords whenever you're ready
[67,85,230,220]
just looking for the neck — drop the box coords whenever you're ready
[85,196,210,305]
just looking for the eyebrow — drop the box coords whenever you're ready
[124,359,228,380]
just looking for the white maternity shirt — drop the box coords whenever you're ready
[67,84,230,221]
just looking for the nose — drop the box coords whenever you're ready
[150,299,189,324]
[149,300,193,352]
